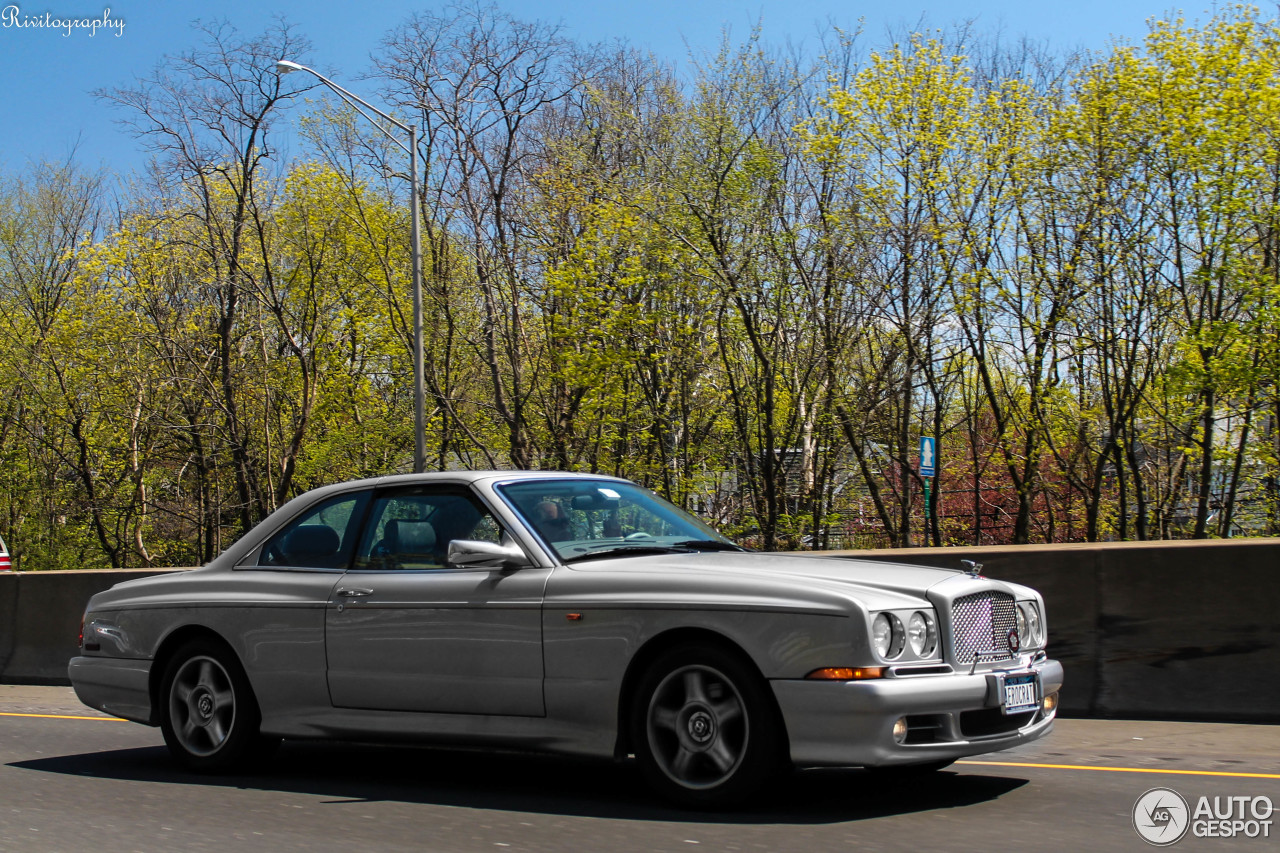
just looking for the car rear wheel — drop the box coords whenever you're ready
[631,643,782,807]
[159,639,262,772]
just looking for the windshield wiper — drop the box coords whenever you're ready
[562,540,748,563]
[670,539,749,552]
[563,545,693,563]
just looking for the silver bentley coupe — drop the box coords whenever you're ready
[70,471,1063,806]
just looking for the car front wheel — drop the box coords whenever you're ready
[159,639,262,772]
[631,643,783,807]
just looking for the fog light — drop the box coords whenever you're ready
[1042,691,1058,714]
[893,717,908,743]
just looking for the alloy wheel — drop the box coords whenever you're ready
[645,664,748,789]
[168,654,237,757]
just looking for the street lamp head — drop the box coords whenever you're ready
[275,59,305,75]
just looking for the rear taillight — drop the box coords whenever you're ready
[0,555,10,571]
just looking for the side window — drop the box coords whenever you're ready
[354,486,504,570]
[469,514,502,544]
[258,492,369,569]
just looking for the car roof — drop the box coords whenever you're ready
[308,470,631,496]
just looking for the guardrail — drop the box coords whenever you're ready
[2,538,1277,722]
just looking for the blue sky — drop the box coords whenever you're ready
[1,1,1193,176]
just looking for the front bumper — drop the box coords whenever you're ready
[772,657,1064,767]
[68,656,154,724]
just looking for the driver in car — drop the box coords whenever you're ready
[532,500,573,541]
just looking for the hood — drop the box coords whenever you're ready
[564,549,969,612]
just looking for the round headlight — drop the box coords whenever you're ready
[872,613,904,659]
[907,610,936,657]
[1017,601,1043,647]
[872,613,892,657]
[1026,602,1043,645]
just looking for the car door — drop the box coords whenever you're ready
[236,488,373,718]
[324,483,550,716]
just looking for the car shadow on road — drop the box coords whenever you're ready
[10,741,1028,824]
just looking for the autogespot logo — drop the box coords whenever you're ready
[1133,787,1275,844]
[1134,787,1190,846]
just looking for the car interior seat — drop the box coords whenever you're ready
[280,524,342,566]
[384,518,438,567]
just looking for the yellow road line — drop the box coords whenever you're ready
[0,711,126,722]
[958,760,1280,780]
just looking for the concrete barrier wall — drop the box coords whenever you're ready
[2,538,1278,722]
[0,569,184,685]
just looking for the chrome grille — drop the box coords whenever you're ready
[950,591,1017,663]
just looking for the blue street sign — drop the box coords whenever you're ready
[919,436,936,477]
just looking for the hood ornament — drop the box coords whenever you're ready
[961,559,984,578]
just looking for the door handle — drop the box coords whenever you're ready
[337,588,374,598]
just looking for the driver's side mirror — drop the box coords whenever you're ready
[447,538,531,570]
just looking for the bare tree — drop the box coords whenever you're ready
[97,18,315,530]
[380,2,579,468]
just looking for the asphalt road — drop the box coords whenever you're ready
[1,685,1277,853]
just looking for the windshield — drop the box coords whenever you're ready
[496,478,738,563]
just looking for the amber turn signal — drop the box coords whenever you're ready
[805,667,886,680]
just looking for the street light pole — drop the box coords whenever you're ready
[275,60,427,474]
[408,124,425,475]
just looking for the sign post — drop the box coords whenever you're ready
[918,436,935,477]
[919,436,936,536]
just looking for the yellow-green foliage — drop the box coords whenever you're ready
[6,6,1280,565]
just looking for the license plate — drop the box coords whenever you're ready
[1002,673,1039,714]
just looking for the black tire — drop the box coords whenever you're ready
[159,638,264,772]
[630,643,783,808]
